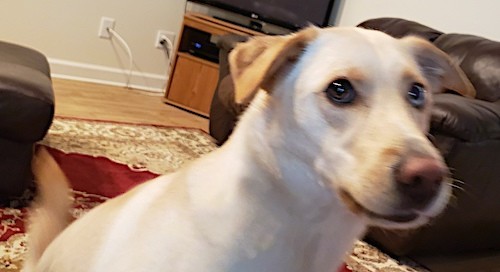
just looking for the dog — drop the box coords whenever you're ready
[25,26,475,272]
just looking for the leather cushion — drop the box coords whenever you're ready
[0,41,54,142]
[434,33,500,102]
[431,93,500,142]
[0,89,54,142]
[0,41,50,76]
[357,17,443,42]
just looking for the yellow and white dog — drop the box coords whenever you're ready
[26,26,474,272]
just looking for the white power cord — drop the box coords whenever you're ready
[107,27,134,88]
[159,35,174,66]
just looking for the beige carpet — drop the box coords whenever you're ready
[0,118,427,272]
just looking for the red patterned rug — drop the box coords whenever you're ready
[0,118,427,271]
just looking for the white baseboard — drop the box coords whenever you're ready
[48,58,168,93]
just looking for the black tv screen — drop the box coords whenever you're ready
[190,0,335,29]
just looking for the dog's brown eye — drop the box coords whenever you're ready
[408,83,426,108]
[325,79,356,104]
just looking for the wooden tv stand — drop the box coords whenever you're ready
[163,13,261,117]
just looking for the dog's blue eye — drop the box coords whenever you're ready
[408,83,426,108]
[325,79,356,104]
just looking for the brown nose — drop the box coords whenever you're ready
[395,157,447,210]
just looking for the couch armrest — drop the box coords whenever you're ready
[209,34,249,145]
[357,17,443,42]
[431,93,500,142]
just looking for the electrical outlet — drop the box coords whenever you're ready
[98,17,115,39]
[155,30,176,49]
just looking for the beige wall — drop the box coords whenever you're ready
[1,0,187,91]
[2,0,498,91]
[332,0,500,41]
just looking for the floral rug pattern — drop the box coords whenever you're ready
[42,118,217,174]
[0,118,427,271]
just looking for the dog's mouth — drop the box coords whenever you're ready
[338,189,419,223]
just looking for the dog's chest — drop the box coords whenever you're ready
[214,207,364,272]
[187,142,367,271]
[189,179,364,272]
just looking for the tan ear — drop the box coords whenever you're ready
[229,27,318,104]
[403,36,476,98]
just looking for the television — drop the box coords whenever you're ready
[189,0,335,30]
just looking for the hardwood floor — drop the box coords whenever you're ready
[52,78,209,131]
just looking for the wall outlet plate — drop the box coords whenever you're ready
[155,30,176,49]
[98,17,115,39]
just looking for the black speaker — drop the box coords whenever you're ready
[179,26,219,63]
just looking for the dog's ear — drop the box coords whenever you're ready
[403,36,476,98]
[229,27,318,104]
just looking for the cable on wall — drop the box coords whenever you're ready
[159,35,174,66]
[107,27,134,88]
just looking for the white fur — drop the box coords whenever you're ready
[26,27,457,272]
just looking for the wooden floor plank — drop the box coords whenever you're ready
[52,79,209,131]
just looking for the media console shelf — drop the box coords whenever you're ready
[164,13,261,117]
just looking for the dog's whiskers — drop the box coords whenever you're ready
[449,183,465,192]
[450,178,473,192]
[451,179,465,185]
[446,178,478,205]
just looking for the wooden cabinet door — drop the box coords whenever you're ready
[167,54,219,116]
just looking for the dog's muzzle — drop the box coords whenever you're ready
[339,155,450,225]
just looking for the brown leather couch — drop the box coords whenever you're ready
[209,18,500,270]
[0,41,54,206]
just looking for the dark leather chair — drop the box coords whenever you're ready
[0,41,54,205]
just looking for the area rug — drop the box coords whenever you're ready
[0,117,428,272]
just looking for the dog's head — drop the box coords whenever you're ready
[229,27,475,229]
